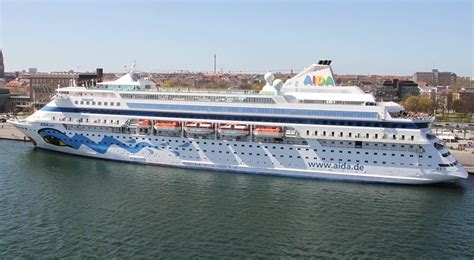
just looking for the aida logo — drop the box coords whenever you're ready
[303,75,334,86]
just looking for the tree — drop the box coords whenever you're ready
[403,96,420,112]
[452,98,474,122]
[162,80,178,88]
[418,96,435,114]
[403,96,434,114]
[446,92,453,116]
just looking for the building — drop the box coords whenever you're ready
[30,68,103,108]
[9,94,32,110]
[30,73,79,108]
[373,80,398,101]
[396,80,420,100]
[0,88,10,112]
[419,86,437,101]
[28,68,38,74]
[413,69,456,86]
[372,79,419,102]
[0,49,4,79]
[77,68,103,86]
[452,87,474,102]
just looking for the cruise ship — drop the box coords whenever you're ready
[9,61,468,184]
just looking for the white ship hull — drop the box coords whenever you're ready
[11,120,468,185]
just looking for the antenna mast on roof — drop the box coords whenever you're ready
[130,61,136,73]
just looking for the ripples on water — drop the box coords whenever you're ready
[0,141,473,258]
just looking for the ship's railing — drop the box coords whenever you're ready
[389,111,433,121]
[152,87,259,95]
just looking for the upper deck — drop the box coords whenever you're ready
[51,62,433,128]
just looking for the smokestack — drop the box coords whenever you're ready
[214,54,216,74]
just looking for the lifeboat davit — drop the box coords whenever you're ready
[184,122,214,135]
[218,124,249,137]
[253,126,284,138]
[154,121,181,132]
[138,119,152,127]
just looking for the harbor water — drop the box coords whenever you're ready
[0,140,473,258]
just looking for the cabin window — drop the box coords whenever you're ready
[355,141,362,148]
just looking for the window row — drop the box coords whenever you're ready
[306,130,416,141]
[127,103,379,119]
[120,93,276,104]
[74,100,121,107]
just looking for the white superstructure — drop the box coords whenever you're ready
[9,62,468,184]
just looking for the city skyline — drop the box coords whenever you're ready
[1,0,473,76]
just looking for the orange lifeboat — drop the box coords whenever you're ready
[138,119,151,127]
[218,124,249,137]
[184,122,214,135]
[253,126,284,138]
[154,121,181,132]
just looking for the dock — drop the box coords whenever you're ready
[0,123,29,142]
[450,150,474,173]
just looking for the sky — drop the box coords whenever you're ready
[0,0,473,76]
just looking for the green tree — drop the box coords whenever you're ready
[418,96,435,113]
[162,80,178,88]
[446,92,453,116]
[403,96,420,112]
[403,96,435,114]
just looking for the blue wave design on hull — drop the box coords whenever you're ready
[38,128,165,155]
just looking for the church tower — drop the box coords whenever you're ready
[0,49,5,79]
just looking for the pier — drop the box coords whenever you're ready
[451,150,474,173]
[0,123,29,142]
